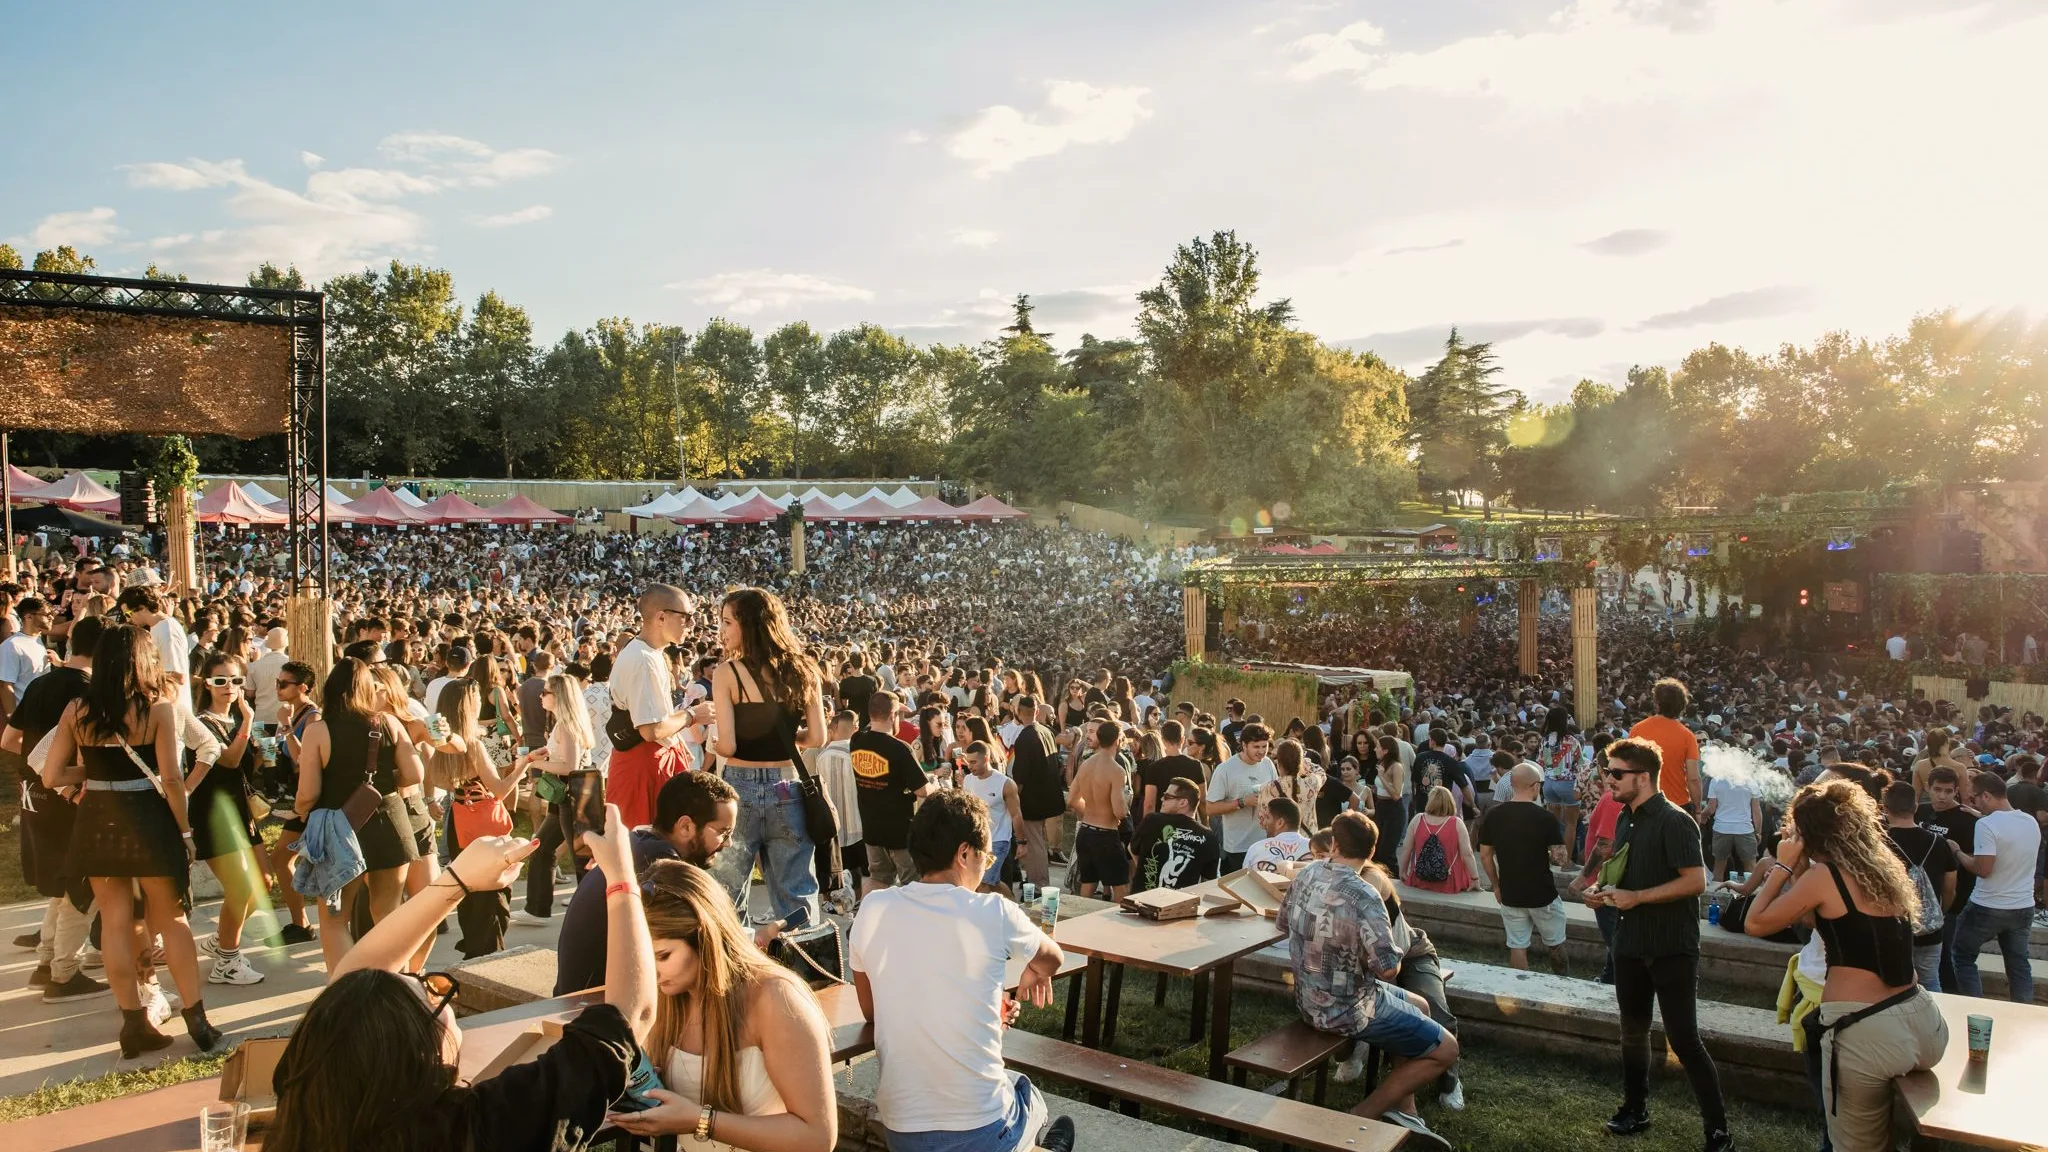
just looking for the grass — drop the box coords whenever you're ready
[0,1054,228,1123]
[1013,973,1823,1152]
[1,790,38,906]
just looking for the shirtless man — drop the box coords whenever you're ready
[1068,718,1133,900]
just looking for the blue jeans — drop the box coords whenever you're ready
[1913,941,1941,993]
[1593,903,1619,984]
[1951,903,2035,1002]
[884,1071,1047,1152]
[716,767,818,926]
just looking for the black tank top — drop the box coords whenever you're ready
[320,714,400,809]
[730,661,800,764]
[1814,863,1916,987]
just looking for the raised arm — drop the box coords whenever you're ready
[581,805,656,1041]
[336,834,538,977]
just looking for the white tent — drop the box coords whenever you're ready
[796,486,831,505]
[769,490,801,507]
[883,485,921,507]
[623,491,686,517]
[675,485,704,505]
[827,491,860,509]
[326,484,355,505]
[390,486,428,508]
[713,487,764,510]
[240,481,282,505]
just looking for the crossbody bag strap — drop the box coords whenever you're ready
[366,714,387,785]
[115,735,164,790]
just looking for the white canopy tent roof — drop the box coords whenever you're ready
[623,491,687,517]
[883,485,921,507]
[390,486,428,508]
[240,481,281,505]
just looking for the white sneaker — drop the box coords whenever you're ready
[143,982,176,1027]
[509,910,550,927]
[197,935,229,962]
[1379,1110,1452,1152]
[1439,1077,1466,1111]
[208,954,266,985]
[1332,1043,1367,1084]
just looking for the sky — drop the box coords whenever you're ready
[5,0,2045,401]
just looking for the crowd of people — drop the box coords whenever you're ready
[2,516,2045,1152]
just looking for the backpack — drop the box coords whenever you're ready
[1413,824,1452,884]
[1905,837,1944,936]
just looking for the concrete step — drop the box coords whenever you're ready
[834,1052,1252,1152]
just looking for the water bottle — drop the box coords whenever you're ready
[1706,899,1721,927]
[1042,889,1060,929]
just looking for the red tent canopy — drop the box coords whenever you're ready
[345,487,426,526]
[717,494,784,524]
[664,496,729,525]
[37,471,118,511]
[5,465,49,503]
[954,495,1026,521]
[896,496,961,520]
[195,482,288,525]
[795,497,843,520]
[482,495,571,524]
[417,494,495,524]
[76,497,124,517]
[835,495,900,521]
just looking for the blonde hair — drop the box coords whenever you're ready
[1424,785,1457,819]
[640,860,806,1112]
[546,672,593,751]
[1793,779,1919,920]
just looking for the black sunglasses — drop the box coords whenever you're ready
[1604,767,1651,780]
[410,970,460,1017]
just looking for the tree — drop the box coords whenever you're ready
[30,246,95,274]
[691,318,764,477]
[763,322,829,478]
[945,295,1083,501]
[248,263,308,291]
[459,291,545,477]
[1407,329,1522,511]
[323,262,464,476]
[0,244,21,270]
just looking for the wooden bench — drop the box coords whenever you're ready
[1224,1020,1351,1104]
[1002,1029,1407,1152]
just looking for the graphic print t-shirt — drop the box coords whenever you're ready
[1131,812,1220,892]
[850,729,926,850]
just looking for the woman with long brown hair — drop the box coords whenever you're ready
[296,657,425,975]
[43,624,221,1056]
[1260,738,1326,834]
[711,588,830,931]
[1743,778,1946,1151]
[602,859,836,1151]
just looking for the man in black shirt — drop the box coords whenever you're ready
[1129,778,1219,891]
[1137,719,1204,822]
[1883,780,1956,992]
[1583,737,1729,1151]
[850,690,933,894]
[837,651,878,722]
[1916,765,1978,991]
[1008,694,1066,888]
[1,615,104,1001]
[1478,762,1568,974]
[1411,730,1471,815]
[1219,699,1246,755]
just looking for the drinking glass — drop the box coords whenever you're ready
[199,1102,248,1152]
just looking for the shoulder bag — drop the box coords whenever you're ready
[340,718,386,831]
[769,672,842,885]
[769,920,848,989]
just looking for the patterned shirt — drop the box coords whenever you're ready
[1279,860,1401,1034]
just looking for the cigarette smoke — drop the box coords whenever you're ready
[1700,743,1795,807]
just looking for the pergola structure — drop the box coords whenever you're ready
[0,269,333,669]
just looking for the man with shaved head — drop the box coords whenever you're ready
[607,583,712,830]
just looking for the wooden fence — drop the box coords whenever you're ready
[1912,675,2048,715]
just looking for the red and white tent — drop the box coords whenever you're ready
[795,497,843,520]
[417,494,496,525]
[836,495,901,521]
[954,495,1026,521]
[482,495,572,525]
[5,465,50,503]
[895,496,962,520]
[1306,541,1342,555]
[345,487,427,526]
[195,483,289,526]
[37,471,118,511]
[717,493,785,524]
[665,496,729,525]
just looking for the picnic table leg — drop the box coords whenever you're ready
[1153,970,1168,1008]
[1062,973,1082,1041]
[1081,955,1106,1049]
[1189,971,1208,1043]
[1103,963,1126,1051]
[1207,961,1235,1080]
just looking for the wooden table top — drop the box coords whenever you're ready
[1052,884,1284,977]
[1895,991,2048,1151]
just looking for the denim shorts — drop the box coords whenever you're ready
[1540,776,1579,805]
[982,839,1011,888]
[884,1070,1047,1152]
[1355,980,1450,1059]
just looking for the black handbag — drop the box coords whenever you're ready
[769,920,847,988]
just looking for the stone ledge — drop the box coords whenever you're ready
[449,944,559,1017]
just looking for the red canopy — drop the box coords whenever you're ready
[482,495,571,525]
[717,494,784,524]
[37,471,118,510]
[896,496,962,520]
[836,495,900,521]
[795,497,843,520]
[195,482,288,525]
[345,487,426,526]
[955,495,1026,521]
[665,496,729,525]
[76,496,124,517]
[5,465,49,503]
[417,494,495,524]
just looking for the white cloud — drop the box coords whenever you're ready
[306,167,443,201]
[375,131,561,186]
[17,207,121,249]
[1287,20,1386,79]
[901,130,930,146]
[477,205,553,228]
[122,161,232,191]
[668,269,875,316]
[300,151,325,169]
[949,227,999,249]
[947,80,1152,177]
[377,131,496,161]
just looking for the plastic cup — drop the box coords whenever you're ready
[1967,1014,1993,1060]
[199,1102,247,1152]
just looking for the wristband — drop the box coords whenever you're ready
[1769,862,1794,879]
[606,881,640,900]
[442,870,473,898]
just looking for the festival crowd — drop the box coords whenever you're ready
[0,518,2043,1152]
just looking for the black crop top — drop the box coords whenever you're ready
[1814,862,1915,987]
[730,661,801,764]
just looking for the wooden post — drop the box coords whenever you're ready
[163,486,197,597]
[1518,579,1539,676]
[287,583,335,681]
[1573,586,1598,730]
[1184,587,1208,660]
[791,516,806,575]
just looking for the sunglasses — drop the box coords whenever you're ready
[1604,767,1651,780]
[205,675,247,688]
[277,678,302,688]
[410,970,460,1017]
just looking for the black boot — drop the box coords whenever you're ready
[182,1002,223,1053]
[119,1007,173,1059]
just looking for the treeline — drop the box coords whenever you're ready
[7,237,2045,526]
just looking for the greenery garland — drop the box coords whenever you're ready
[146,435,199,511]
[1168,657,1314,695]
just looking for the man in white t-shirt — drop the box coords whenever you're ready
[1204,722,1277,873]
[851,790,1073,1152]
[117,586,189,694]
[1949,772,2043,1001]
[1886,633,1909,661]
[608,584,711,833]
[424,646,475,719]
[1702,775,1761,879]
[1243,796,1311,874]
[247,625,291,725]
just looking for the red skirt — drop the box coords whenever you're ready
[607,741,690,830]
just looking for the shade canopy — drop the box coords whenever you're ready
[1261,543,1306,555]
[836,495,900,521]
[417,493,495,524]
[37,471,118,510]
[665,496,729,525]
[883,486,921,507]
[896,496,962,520]
[954,495,1026,520]
[5,464,50,502]
[796,496,843,520]
[483,494,572,524]
[717,493,784,523]
[239,481,281,505]
[1306,541,1343,555]
[389,486,428,508]
[7,504,127,538]
[345,487,426,525]
[623,490,687,518]
[195,482,288,525]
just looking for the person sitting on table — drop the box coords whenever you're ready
[266,805,656,1152]
[601,859,837,1151]
[851,790,1076,1152]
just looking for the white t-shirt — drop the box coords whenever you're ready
[1244,830,1311,873]
[961,769,1013,843]
[424,675,474,718]
[850,883,1045,1134]
[1206,754,1278,854]
[1706,777,1756,835]
[248,648,290,722]
[0,632,48,703]
[611,637,678,747]
[151,616,190,682]
[1971,808,2044,910]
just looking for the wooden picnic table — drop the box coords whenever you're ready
[1051,881,1285,1079]
[1895,991,2048,1150]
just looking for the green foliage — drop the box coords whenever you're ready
[1407,328,1522,510]
[0,243,21,270]
[29,246,94,274]
[146,435,200,497]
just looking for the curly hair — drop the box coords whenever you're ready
[1792,778,1918,921]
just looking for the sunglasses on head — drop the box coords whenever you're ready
[205,675,246,688]
[410,970,460,1017]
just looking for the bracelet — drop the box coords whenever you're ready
[696,1106,715,1141]
[1769,862,1794,879]
[605,881,640,900]
[442,870,473,898]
